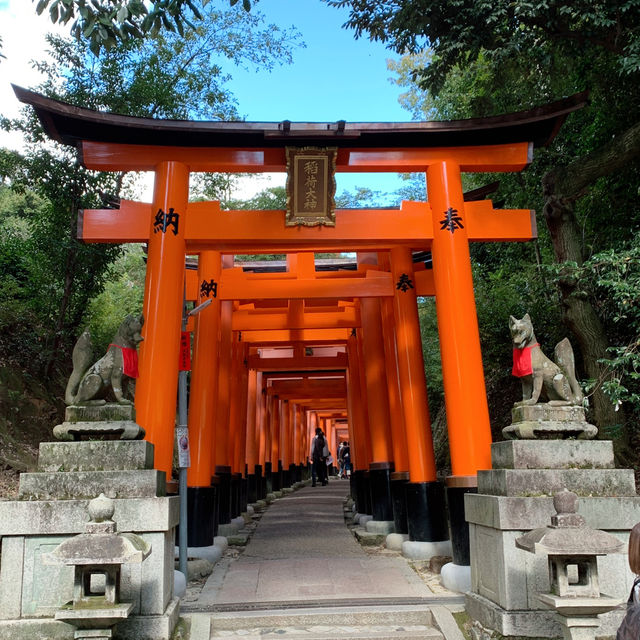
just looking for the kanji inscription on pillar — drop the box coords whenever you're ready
[396,274,414,292]
[200,278,218,299]
[439,207,464,233]
[153,207,180,235]
[285,147,337,226]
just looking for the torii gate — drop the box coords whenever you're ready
[15,85,586,555]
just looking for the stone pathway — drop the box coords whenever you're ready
[183,479,465,640]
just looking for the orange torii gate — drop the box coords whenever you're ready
[15,85,586,557]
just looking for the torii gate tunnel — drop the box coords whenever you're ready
[16,86,586,557]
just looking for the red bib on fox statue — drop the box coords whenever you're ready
[512,344,538,377]
[109,344,139,378]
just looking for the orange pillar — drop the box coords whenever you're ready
[390,247,437,484]
[359,280,395,522]
[271,395,282,486]
[380,295,409,474]
[347,335,369,472]
[245,368,259,502]
[137,161,189,477]
[426,161,492,480]
[214,301,233,470]
[187,250,221,488]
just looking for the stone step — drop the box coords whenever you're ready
[187,604,460,640]
[209,623,442,639]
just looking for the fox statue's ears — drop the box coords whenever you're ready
[509,313,532,327]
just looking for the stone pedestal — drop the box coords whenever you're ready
[0,405,179,640]
[465,437,636,639]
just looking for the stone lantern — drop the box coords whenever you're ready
[516,489,623,640]
[45,493,151,640]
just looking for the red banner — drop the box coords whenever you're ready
[179,331,191,371]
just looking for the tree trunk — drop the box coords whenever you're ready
[541,120,640,451]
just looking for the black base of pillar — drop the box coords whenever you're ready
[230,473,241,518]
[247,473,257,504]
[185,486,216,547]
[369,463,394,522]
[351,469,371,513]
[297,463,305,483]
[272,460,282,491]
[215,466,232,525]
[447,485,476,565]
[240,477,248,513]
[405,481,449,542]
[282,468,291,488]
[254,464,264,500]
[390,472,409,534]
[265,461,273,494]
[288,463,297,485]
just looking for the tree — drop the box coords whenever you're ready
[33,0,253,55]
[331,0,640,440]
[1,6,301,377]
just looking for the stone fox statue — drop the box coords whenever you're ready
[65,315,144,406]
[509,314,583,406]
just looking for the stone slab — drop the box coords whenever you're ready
[0,537,24,619]
[18,469,166,499]
[0,619,74,639]
[65,403,135,422]
[465,493,640,530]
[490,440,615,470]
[114,596,180,640]
[37,440,154,472]
[465,591,624,639]
[365,520,395,535]
[477,468,636,496]
[188,613,211,640]
[431,605,467,640]
[227,533,250,546]
[353,528,385,546]
[0,497,178,536]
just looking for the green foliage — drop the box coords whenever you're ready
[33,0,252,56]
[84,245,146,353]
[578,241,640,413]
[328,0,640,94]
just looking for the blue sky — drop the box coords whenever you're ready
[0,0,420,201]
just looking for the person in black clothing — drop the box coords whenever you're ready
[339,441,351,478]
[310,427,328,486]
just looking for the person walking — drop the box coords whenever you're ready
[309,427,328,486]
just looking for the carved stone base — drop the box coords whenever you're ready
[503,404,597,440]
[54,405,144,441]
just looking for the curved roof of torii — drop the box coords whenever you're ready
[13,85,587,152]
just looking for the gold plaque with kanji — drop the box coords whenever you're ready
[285,147,337,226]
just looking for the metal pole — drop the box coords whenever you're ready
[177,297,212,579]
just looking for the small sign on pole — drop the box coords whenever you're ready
[176,425,190,469]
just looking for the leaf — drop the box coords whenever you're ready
[49,3,59,23]
[116,6,129,23]
[243,0,251,10]
[35,0,50,15]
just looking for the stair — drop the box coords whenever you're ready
[186,603,464,640]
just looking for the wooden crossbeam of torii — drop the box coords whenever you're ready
[186,262,433,301]
[79,199,536,255]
